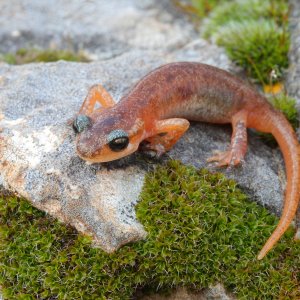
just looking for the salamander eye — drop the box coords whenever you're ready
[73,115,91,133]
[107,129,129,152]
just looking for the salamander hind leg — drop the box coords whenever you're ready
[139,118,190,158]
[207,112,248,167]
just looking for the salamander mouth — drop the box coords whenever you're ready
[75,147,111,163]
[76,143,139,164]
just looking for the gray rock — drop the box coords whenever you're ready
[0,0,196,60]
[139,284,235,300]
[286,0,300,227]
[0,0,287,254]
[287,0,300,103]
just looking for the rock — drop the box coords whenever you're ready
[286,0,300,229]
[0,0,196,60]
[138,284,235,300]
[287,0,300,102]
[0,0,287,254]
[203,284,236,300]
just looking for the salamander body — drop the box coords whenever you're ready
[74,62,300,259]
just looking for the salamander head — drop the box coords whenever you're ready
[74,111,145,163]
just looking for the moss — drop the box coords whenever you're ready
[192,0,290,85]
[173,0,227,20]
[202,0,288,38]
[214,19,289,84]
[189,0,228,17]
[0,48,89,64]
[0,161,300,299]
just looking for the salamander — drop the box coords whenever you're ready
[74,62,300,259]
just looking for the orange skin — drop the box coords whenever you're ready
[75,62,300,259]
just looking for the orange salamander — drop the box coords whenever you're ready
[73,62,300,259]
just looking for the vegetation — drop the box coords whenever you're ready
[1,161,299,299]
[192,0,289,85]
[201,0,288,38]
[213,19,289,84]
[173,0,227,18]
[0,48,89,64]
[189,0,227,17]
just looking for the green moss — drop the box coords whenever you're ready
[214,19,289,84]
[192,0,290,85]
[0,161,299,299]
[173,0,227,20]
[189,0,228,17]
[0,48,89,64]
[202,0,288,38]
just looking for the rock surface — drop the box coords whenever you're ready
[138,284,235,300]
[0,0,287,253]
[287,0,300,103]
[0,0,195,60]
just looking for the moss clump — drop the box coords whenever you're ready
[195,0,289,84]
[0,161,300,299]
[0,48,89,64]
[202,0,288,38]
[214,19,289,84]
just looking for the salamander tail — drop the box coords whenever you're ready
[253,108,300,260]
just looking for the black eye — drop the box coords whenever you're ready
[107,129,129,152]
[73,115,91,133]
[109,137,129,151]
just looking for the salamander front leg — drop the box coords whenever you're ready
[207,113,248,167]
[139,118,190,158]
[79,84,116,115]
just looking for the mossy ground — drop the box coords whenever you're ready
[0,48,89,64]
[1,161,299,299]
